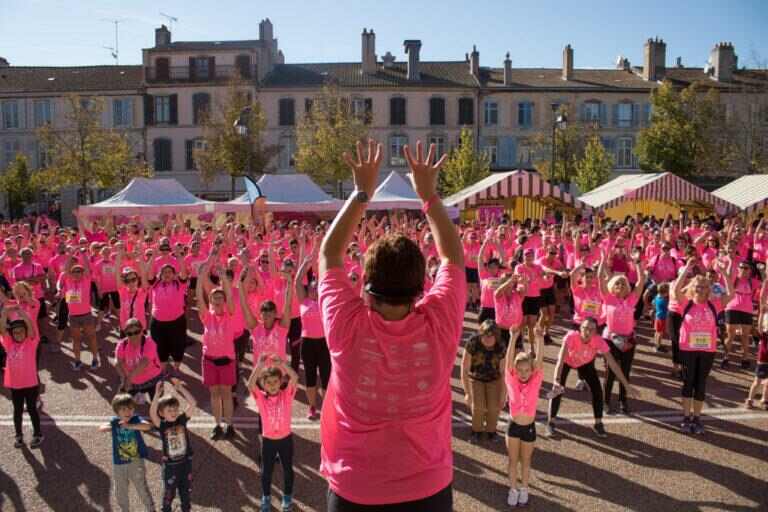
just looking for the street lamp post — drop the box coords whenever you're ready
[550,103,568,188]
[233,106,252,200]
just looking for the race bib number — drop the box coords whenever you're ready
[690,332,713,350]
[582,301,600,315]
[66,290,82,304]
[103,266,114,274]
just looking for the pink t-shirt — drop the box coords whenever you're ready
[183,253,207,278]
[118,286,148,329]
[725,277,759,314]
[252,384,297,440]
[10,262,45,299]
[679,302,718,352]
[151,255,179,277]
[48,254,68,278]
[318,264,465,505]
[494,291,523,329]
[647,255,678,283]
[300,298,324,338]
[572,285,604,325]
[1,335,39,388]
[515,264,543,297]
[505,367,543,417]
[115,336,163,385]
[150,281,187,321]
[601,291,639,336]
[94,259,119,293]
[563,330,610,368]
[479,270,503,308]
[201,310,236,359]
[252,323,288,362]
[464,242,480,269]
[274,277,300,319]
[59,275,92,316]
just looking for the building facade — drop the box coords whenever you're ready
[1,21,766,222]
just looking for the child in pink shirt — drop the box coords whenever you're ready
[248,355,298,512]
[1,304,42,447]
[114,318,163,403]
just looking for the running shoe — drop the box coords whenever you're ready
[30,435,43,448]
[469,431,482,444]
[507,488,519,506]
[620,402,631,415]
[518,487,529,506]
[91,358,101,370]
[281,494,293,512]
[544,422,556,437]
[592,423,608,438]
[720,358,730,369]
[575,379,586,391]
[210,425,223,440]
[485,432,499,443]
[261,496,271,512]
[691,418,705,435]
[224,424,236,439]
[680,417,693,433]
[14,435,23,448]
[655,345,668,353]
[70,360,83,371]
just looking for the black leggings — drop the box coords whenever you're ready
[287,317,302,374]
[11,386,41,437]
[668,311,683,365]
[681,351,716,401]
[150,315,188,363]
[549,361,604,420]
[327,484,453,512]
[301,337,331,389]
[262,434,294,497]
[605,343,636,405]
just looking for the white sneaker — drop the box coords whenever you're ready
[507,488,519,507]
[518,487,529,506]
[575,379,586,391]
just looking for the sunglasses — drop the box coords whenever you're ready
[125,329,142,336]
[124,277,137,283]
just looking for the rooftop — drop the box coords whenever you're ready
[0,65,142,94]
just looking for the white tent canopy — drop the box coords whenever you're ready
[713,175,768,214]
[368,171,459,217]
[217,174,343,213]
[78,178,215,216]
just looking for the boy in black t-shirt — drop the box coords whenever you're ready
[149,378,196,512]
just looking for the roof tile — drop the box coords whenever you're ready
[0,65,142,94]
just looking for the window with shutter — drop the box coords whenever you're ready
[34,99,52,127]
[304,98,313,115]
[429,97,446,126]
[154,96,171,124]
[582,102,601,123]
[428,135,446,159]
[484,101,499,126]
[389,134,408,166]
[643,103,652,126]
[616,137,634,168]
[155,58,169,81]
[458,98,474,125]
[192,57,210,80]
[631,103,640,127]
[617,103,633,128]
[390,97,406,125]
[112,98,132,127]
[192,93,211,125]
[153,138,172,171]
[364,98,373,124]
[235,55,251,78]
[517,102,533,128]
[279,98,295,126]
[1,101,20,129]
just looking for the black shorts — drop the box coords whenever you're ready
[756,363,768,380]
[56,299,69,331]
[99,291,120,311]
[522,296,541,317]
[540,287,556,307]
[301,337,331,389]
[327,484,452,512]
[150,314,188,363]
[189,277,198,291]
[724,310,753,326]
[234,330,249,362]
[465,267,479,284]
[507,421,536,442]
[555,275,569,290]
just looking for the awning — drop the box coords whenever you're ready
[712,175,768,214]
[77,177,216,216]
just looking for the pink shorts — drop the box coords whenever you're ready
[202,357,236,387]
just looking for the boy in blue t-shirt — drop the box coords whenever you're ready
[98,393,155,512]
[653,283,670,353]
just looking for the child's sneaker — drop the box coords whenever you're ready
[70,360,83,371]
[281,494,293,511]
[30,435,43,448]
[210,424,223,440]
[575,379,586,391]
[691,417,705,435]
[680,416,693,433]
[90,357,101,370]
[14,435,23,448]
[224,424,236,439]
[518,487,530,506]
[507,487,519,506]
[261,495,271,512]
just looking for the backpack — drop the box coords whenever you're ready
[682,300,717,322]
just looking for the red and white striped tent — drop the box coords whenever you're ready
[444,170,588,211]
[579,172,734,216]
[712,175,768,216]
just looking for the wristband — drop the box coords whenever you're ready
[421,195,438,214]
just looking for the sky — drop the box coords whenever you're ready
[1,0,767,69]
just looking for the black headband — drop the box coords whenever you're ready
[364,282,420,299]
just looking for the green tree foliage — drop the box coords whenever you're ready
[439,128,491,196]
[35,94,151,204]
[0,154,38,219]
[532,105,587,186]
[295,85,369,196]
[194,77,279,198]
[574,135,614,193]
[636,81,727,177]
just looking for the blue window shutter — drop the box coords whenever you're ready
[599,103,607,126]
[643,103,651,126]
[631,103,640,127]
[517,102,524,127]
[509,137,517,166]
[579,103,587,122]
[612,104,619,127]
[529,102,535,128]
[498,137,510,166]
[601,137,615,161]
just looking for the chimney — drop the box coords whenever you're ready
[470,45,480,77]
[155,25,171,47]
[642,37,666,81]
[503,52,512,86]
[382,51,396,69]
[710,42,736,82]
[562,44,573,81]
[404,40,422,80]
[615,55,631,70]
[259,18,274,42]
[676,56,683,68]
[0,57,9,68]
[361,28,377,74]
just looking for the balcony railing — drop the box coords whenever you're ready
[145,64,257,83]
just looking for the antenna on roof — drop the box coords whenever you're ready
[100,18,125,65]
[160,12,178,33]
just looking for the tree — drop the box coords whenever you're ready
[574,134,614,193]
[439,128,491,196]
[194,77,279,198]
[34,94,151,204]
[295,84,369,196]
[0,154,38,219]
[531,105,587,186]
[636,81,728,178]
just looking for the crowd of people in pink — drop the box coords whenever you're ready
[1,139,767,511]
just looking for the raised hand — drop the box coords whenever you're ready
[404,140,447,202]
[343,139,383,197]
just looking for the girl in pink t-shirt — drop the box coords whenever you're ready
[196,261,237,440]
[247,355,299,511]
[296,255,330,420]
[570,265,604,327]
[58,257,100,371]
[493,274,527,349]
[1,304,42,448]
[239,267,292,365]
[114,318,163,402]
[723,262,759,369]
[503,327,544,507]
[149,258,188,373]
